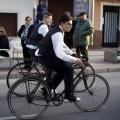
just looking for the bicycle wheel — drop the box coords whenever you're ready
[7,77,50,120]
[73,74,110,111]
[84,62,95,74]
[73,63,95,84]
[6,62,40,89]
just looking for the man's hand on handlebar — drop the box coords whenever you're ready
[75,58,85,67]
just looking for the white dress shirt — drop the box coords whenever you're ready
[36,25,77,63]
[38,21,49,37]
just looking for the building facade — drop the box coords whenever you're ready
[48,0,120,49]
[0,0,120,49]
[93,0,120,48]
[0,0,38,39]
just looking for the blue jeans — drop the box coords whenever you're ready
[38,56,74,97]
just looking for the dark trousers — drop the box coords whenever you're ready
[38,56,74,97]
[21,40,31,65]
[76,45,89,61]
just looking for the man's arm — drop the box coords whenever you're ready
[51,32,77,63]
[38,24,49,37]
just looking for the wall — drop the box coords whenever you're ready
[0,0,37,39]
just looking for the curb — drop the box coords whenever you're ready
[0,67,120,80]
[95,68,120,73]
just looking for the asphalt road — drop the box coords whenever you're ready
[0,72,120,120]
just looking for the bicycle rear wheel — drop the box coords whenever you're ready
[84,62,95,74]
[7,77,50,120]
[6,62,40,89]
[73,74,110,111]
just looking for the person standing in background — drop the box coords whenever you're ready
[64,11,77,49]
[64,20,77,49]
[0,26,9,57]
[74,12,94,61]
[18,16,32,69]
[34,0,48,25]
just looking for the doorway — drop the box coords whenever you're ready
[48,0,73,25]
[102,6,119,47]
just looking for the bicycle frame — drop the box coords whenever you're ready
[46,66,91,102]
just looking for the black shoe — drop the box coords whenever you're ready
[64,95,81,102]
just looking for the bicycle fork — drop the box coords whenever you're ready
[82,68,93,95]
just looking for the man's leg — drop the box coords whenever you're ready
[50,62,74,96]
[51,62,81,101]
[45,68,54,85]
[79,45,89,61]
[23,44,32,66]
[76,47,80,58]
[38,56,81,102]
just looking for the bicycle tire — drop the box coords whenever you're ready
[73,63,95,88]
[6,62,40,89]
[84,62,95,74]
[73,74,110,111]
[7,77,50,120]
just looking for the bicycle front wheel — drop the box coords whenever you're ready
[6,62,40,89]
[73,74,110,111]
[73,63,95,87]
[7,77,50,120]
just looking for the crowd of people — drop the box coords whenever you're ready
[0,0,94,102]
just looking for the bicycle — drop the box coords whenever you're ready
[6,56,95,89]
[7,65,110,120]
[6,57,46,89]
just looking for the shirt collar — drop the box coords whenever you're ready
[59,25,64,36]
[41,21,46,24]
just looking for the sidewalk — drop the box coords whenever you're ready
[0,48,120,79]
[87,48,120,73]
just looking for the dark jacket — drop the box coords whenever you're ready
[17,25,25,39]
[27,22,45,49]
[0,35,9,49]
[38,26,63,57]
[18,25,33,40]
[27,24,34,39]
[18,24,33,47]
[74,19,94,47]
[29,22,44,42]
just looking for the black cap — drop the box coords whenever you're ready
[79,12,87,16]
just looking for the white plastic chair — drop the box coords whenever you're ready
[13,40,22,57]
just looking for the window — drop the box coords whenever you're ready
[0,13,17,36]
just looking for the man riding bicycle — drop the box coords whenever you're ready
[36,12,84,102]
